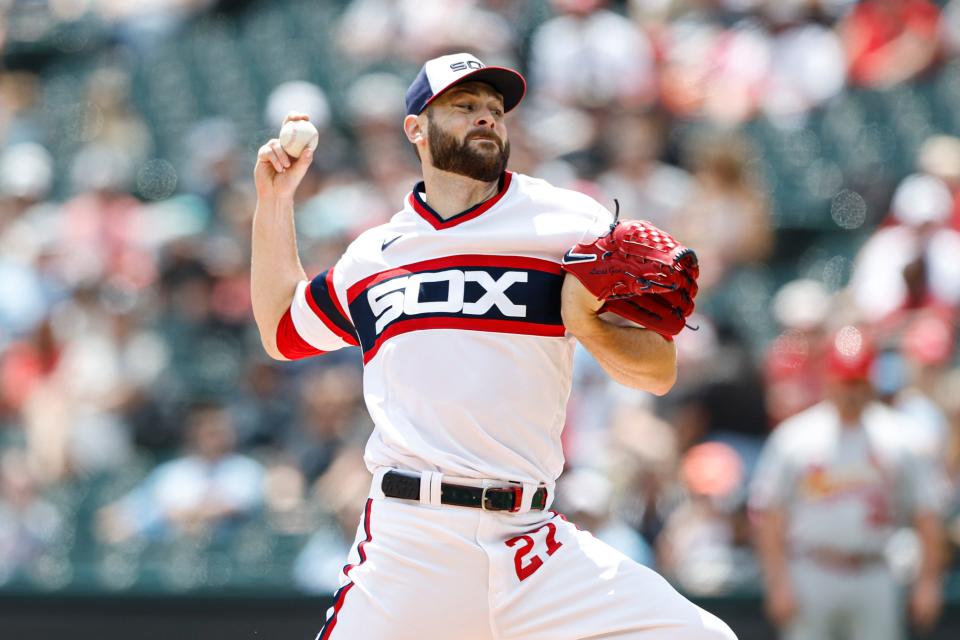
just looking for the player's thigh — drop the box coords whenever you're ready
[780,562,841,640]
[849,569,902,640]
[316,498,493,640]
[486,515,736,640]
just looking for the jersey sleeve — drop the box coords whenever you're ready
[748,430,796,511]
[275,266,360,360]
[896,450,949,518]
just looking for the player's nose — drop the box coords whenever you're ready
[473,109,498,128]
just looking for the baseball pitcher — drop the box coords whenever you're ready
[251,52,734,640]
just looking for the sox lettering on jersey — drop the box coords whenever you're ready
[368,270,528,335]
[347,255,566,364]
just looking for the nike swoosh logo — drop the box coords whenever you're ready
[381,235,403,251]
[562,249,597,264]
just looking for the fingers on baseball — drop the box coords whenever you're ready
[258,144,282,174]
[267,139,292,171]
[283,111,310,126]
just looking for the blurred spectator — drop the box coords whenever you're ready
[669,325,769,469]
[760,2,846,125]
[596,112,694,228]
[95,0,219,51]
[228,359,296,448]
[672,132,772,290]
[764,279,833,425]
[59,143,153,289]
[265,81,330,132]
[529,0,656,109]
[0,141,57,343]
[287,364,367,483]
[937,369,960,565]
[0,317,61,425]
[0,449,64,584]
[82,67,153,163]
[751,326,947,638]
[96,402,264,543]
[657,442,755,595]
[916,134,960,231]
[850,173,960,321]
[336,0,514,64]
[841,0,943,89]
[945,0,960,54]
[293,444,369,594]
[0,71,44,146]
[556,466,655,566]
[873,312,954,461]
[152,243,249,421]
[607,400,681,551]
[656,7,726,119]
[20,288,162,481]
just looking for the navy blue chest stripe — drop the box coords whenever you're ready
[348,266,563,353]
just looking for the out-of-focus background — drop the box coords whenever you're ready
[1,0,960,637]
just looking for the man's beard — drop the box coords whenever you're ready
[428,119,510,183]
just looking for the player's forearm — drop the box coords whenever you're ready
[914,511,944,584]
[570,317,677,394]
[753,508,792,587]
[250,195,308,358]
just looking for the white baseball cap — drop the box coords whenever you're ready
[405,52,526,116]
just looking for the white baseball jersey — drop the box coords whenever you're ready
[749,400,944,555]
[277,171,614,488]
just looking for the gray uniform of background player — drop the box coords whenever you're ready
[749,400,945,640]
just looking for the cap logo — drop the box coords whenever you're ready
[450,60,484,72]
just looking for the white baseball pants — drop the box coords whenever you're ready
[315,477,737,640]
[781,559,901,640]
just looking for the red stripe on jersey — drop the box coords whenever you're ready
[347,254,561,303]
[362,317,566,364]
[411,171,513,230]
[275,307,326,360]
[305,270,360,346]
[318,498,373,640]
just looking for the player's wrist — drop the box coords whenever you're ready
[256,190,296,209]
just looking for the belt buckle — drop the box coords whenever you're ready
[481,486,523,512]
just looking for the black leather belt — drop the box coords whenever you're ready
[381,470,548,512]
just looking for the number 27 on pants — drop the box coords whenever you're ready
[505,522,563,581]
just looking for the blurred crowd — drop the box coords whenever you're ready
[1,0,960,599]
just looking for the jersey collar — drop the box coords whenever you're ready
[408,171,513,230]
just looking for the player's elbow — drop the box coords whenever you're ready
[639,366,676,396]
[258,331,289,361]
[254,317,290,361]
[646,370,677,396]
[610,364,675,394]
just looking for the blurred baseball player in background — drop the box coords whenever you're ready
[750,326,947,640]
[250,52,735,639]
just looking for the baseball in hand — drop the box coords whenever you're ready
[279,120,319,158]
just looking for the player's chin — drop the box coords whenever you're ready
[469,140,502,153]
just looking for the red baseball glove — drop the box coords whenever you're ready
[561,208,698,338]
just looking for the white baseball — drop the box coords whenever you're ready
[278,120,319,158]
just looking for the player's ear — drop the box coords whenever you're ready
[403,114,424,145]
